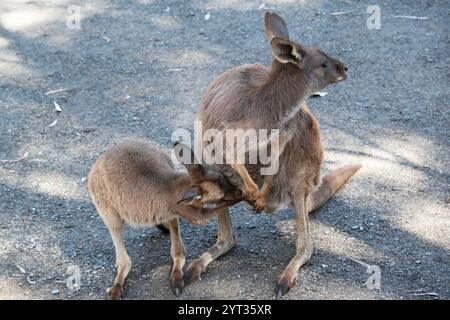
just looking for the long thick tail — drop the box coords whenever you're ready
[306,163,362,214]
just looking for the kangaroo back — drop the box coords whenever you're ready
[88,139,182,226]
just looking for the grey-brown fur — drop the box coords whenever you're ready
[88,139,239,299]
[183,12,360,297]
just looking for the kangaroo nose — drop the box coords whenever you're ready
[344,65,348,72]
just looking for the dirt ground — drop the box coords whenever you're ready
[0,0,449,300]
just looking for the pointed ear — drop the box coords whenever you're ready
[270,37,303,65]
[173,142,205,182]
[264,12,289,41]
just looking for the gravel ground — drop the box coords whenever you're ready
[0,0,449,300]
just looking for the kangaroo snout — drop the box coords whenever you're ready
[334,61,348,82]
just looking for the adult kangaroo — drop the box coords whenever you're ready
[184,12,361,297]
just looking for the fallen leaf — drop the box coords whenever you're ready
[330,10,354,16]
[17,265,26,274]
[48,119,58,127]
[0,152,29,164]
[45,88,68,95]
[53,101,62,112]
[394,15,429,20]
[408,292,439,297]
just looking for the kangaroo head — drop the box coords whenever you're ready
[265,12,348,93]
[174,143,242,209]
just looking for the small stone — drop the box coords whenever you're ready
[51,289,60,295]
[82,127,96,133]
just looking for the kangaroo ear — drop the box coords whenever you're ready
[173,143,205,182]
[264,12,289,41]
[177,186,201,205]
[270,37,303,65]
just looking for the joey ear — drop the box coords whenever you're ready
[270,37,303,65]
[173,142,205,181]
[264,12,289,41]
[177,186,201,205]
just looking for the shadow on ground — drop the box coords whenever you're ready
[0,0,448,299]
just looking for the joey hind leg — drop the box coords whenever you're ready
[184,206,236,285]
[168,218,186,296]
[277,189,313,298]
[100,208,131,300]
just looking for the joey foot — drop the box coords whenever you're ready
[106,283,123,300]
[183,262,204,285]
[250,194,265,213]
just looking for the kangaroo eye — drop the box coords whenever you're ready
[321,62,327,68]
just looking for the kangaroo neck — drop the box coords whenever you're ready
[264,59,309,125]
